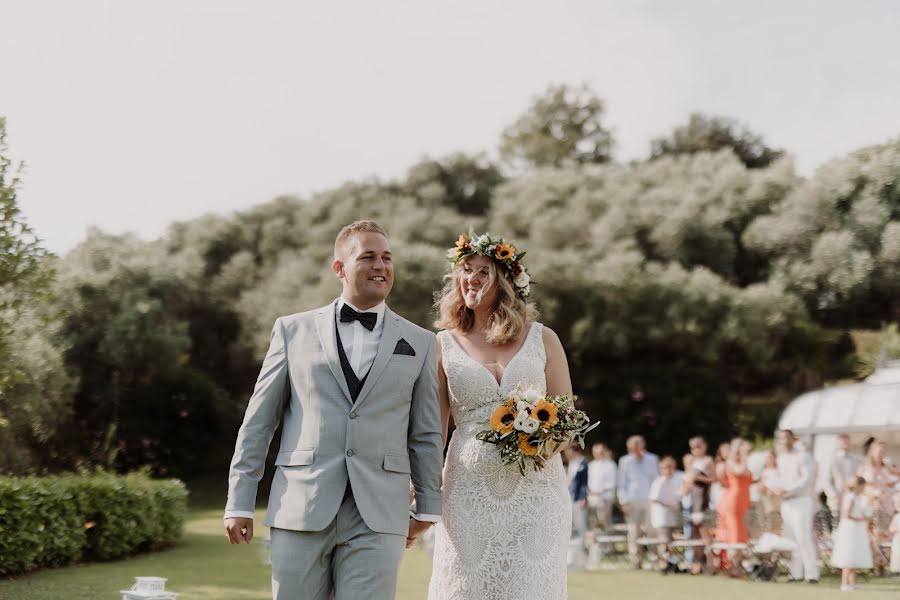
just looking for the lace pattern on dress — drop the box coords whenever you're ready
[427,322,569,600]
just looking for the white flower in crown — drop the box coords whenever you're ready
[447,230,533,298]
[516,400,533,414]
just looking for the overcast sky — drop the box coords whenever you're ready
[3,0,900,253]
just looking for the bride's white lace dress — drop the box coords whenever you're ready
[427,322,570,600]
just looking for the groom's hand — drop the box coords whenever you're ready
[405,517,432,549]
[224,517,254,544]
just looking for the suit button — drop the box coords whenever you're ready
[349,412,357,419]
[346,449,354,457]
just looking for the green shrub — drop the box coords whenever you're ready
[0,472,187,575]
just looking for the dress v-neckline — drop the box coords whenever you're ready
[446,323,535,388]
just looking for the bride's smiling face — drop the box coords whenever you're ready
[459,255,498,311]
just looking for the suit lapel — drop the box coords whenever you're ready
[314,300,353,404]
[352,307,401,410]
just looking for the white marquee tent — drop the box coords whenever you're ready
[778,361,900,476]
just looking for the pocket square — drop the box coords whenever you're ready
[393,338,416,356]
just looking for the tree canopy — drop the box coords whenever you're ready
[500,84,614,169]
[2,93,899,474]
[650,112,785,169]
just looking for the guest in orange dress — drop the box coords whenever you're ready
[716,438,753,575]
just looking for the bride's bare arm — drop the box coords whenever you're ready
[543,326,573,397]
[543,326,575,453]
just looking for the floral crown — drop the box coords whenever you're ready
[446,231,532,297]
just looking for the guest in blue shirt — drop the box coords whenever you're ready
[617,435,660,569]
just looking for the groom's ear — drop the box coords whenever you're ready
[332,259,345,279]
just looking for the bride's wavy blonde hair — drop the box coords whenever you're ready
[434,255,538,345]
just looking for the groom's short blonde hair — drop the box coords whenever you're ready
[334,220,387,260]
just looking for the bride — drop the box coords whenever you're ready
[426,232,572,600]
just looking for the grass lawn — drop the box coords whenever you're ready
[2,505,899,599]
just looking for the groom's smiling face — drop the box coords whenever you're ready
[333,232,394,309]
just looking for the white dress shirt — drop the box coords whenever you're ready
[336,298,386,378]
[824,450,863,509]
[777,447,815,500]
[587,458,617,503]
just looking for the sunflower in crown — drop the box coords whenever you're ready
[447,231,532,297]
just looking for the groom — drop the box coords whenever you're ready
[224,220,443,600]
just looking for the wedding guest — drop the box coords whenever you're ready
[758,449,783,534]
[746,447,768,540]
[566,445,590,564]
[649,456,681,573]
[775,429,819,583]
[710,441,731,513]
[587,442,617,535]
[708,442,730,555]
[889,494,900,574]
[824,434,864,519]
[857,441,900,543]
[685,436,715,573]
[618,435,660,569]
[831,476,874,592]
[680,454,696,565]
[716,438,753,576]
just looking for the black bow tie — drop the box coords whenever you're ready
[340,304,377,331]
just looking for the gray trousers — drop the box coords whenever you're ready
[625,501,651,566]
[270,488,406,600]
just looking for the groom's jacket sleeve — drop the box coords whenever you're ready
[407,334,443,517]
[226,318,290,516]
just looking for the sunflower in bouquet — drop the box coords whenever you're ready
[477,384,598,475]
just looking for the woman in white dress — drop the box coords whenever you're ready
[427,233,573,600]
[831,475,873,592]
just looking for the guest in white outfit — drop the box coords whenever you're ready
[617,435,660,569]
[758,449,783,534]
[774,429,819,583]
[649,456,681,572]
[831,476,873,592]
[889,494,900,574]
[587,442,617,534]
[824,434,864,518]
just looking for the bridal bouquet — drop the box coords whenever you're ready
[476,385,598,476]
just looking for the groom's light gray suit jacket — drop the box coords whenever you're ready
[226,300,443,536]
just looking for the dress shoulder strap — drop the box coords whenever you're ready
[526,321,546,359]
[436,329,459,370]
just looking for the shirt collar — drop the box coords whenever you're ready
[338,297,387,323]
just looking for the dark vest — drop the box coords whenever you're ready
[335,321,370,402]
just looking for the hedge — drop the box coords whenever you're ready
[0,472,188,576]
